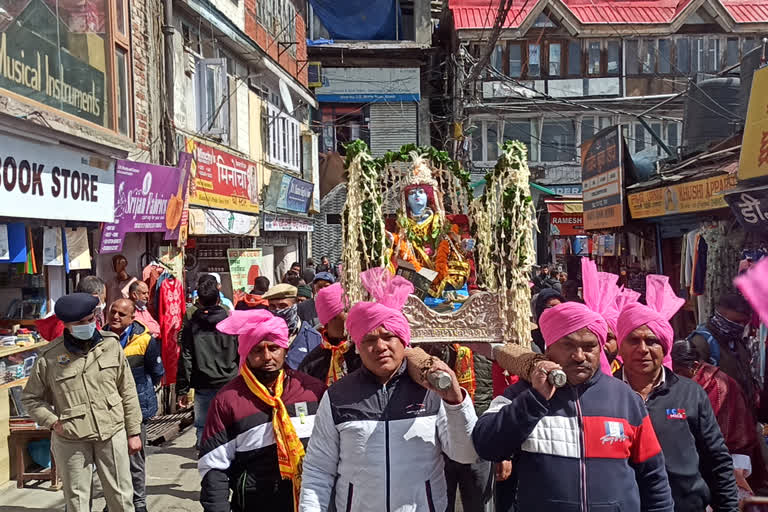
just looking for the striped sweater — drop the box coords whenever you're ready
[199,369,326,512]
[472,369,675,512]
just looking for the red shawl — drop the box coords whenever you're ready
[695,363,768,490]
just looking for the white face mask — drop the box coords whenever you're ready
[70,322,96,341]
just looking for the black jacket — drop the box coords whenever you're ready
[297,298,319,328]
[616,367,738,512]
[297,339,362,384]
[177,305,239,395]
[420,343,493,415]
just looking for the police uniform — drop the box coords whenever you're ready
[22,293,142,512]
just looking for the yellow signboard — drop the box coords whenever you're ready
[628,173,738,219]
[740,66,768,181]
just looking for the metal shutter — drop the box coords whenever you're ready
[369,102,418,157]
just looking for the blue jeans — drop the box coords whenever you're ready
[194,388,219,446]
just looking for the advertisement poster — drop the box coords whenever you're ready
[266,172,314,214]
[186,139,259,214]
[100,153,193,253]
[0,133,115,223]
[549,213,584,236]
[725,184,768,232]
[227,249,262,292]
[581,126,624,230]
[628,174,737,219]
[65,228,91,270]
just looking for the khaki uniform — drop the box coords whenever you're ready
[22,331,143,512]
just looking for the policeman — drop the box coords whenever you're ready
[22,293,143,512]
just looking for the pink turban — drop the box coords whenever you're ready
[616,275,684,368]
[735,256,768,327]
[581,258,621,334]
[316,283,347,325]
[539,302,611,375]
[346,267,414,347]
[216,309,289,368]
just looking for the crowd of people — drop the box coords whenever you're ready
[16,252,768,512]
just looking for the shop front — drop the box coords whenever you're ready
[183,137,261,299]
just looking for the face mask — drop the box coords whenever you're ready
[274,305,299,332]
[70,322,97,341]
[711,311,746,339]
[135,300,147,310]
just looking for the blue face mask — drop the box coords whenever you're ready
[70,322,96,341]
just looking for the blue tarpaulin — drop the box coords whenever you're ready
[308,0,402,40]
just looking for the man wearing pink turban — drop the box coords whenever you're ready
[615,275,738,512]
[199,309,325,512]
[300,268,479,512]
[297,283,361,386]
[473,301,674,512]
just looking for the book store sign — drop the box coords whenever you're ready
[0,30,106,127]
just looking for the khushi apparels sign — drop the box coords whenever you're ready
[100,153,193,253]
[581,127,624,230]
[0,133,115,222]
[628,173,738,219]
[186,139,259,214]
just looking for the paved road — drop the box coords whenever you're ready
[0,428,203,512]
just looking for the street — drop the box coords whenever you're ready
[0,429,203,512]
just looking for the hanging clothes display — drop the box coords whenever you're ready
[158,275,185,385]
[701,222,745,323]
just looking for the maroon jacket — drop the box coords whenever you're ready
[198,369,325,512]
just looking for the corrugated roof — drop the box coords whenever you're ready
[721,0,768,22]
[562,0,692,24]
[449,0,538,29]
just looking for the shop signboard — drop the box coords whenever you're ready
[0,13,107,127]
[739,65,768,181]
[185,139,259,214]
[263,214,313,232]
[227,248,262,292]
[628,173,738,219]
[0,132,115,222]
[550,213,585,236]
[264,171,313,214]
[188,208,260,236]
[724,184,768,232]
[100,153,193,253]
[581,126,624,230]
[315,68,420,103]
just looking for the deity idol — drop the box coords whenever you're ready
[386,157,472,302]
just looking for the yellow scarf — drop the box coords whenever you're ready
[453,344,476,401]
[320,328,350,386]
[241,366,305,510]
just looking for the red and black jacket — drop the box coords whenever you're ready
[198,369,325,512]
[473,369,674,512]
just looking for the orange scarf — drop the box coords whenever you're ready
[453,344,476,401]
[241,366,304,510]
[320,328,350,386]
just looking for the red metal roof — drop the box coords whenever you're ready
[449,0,538,29]
[562,0,692,24]
[721,0,768,23]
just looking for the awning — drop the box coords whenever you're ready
[545,199,583,214]
[188,208,260,236]
[471,180,557,195]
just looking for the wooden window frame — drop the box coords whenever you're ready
[546,41,564,78]
[108,0,133,138]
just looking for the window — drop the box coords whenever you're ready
[326,214,342,225]
[677,38,691,73]
[491,44,504,74]
[607,41,620,75]
[541,120,576,162]
[528,44,541,77]
[706,39,720,72]
[726,38,739,67]
[650,122,662,155]
[568,41,581,76]
[658,40,671,74]
[502,120,535,161]
[487,122,499,161]
[509,44,522,78]
[588,42,601,75]
[642,40,656,74]
[626,40,640,75]
[667,123,679,151]
[0,1,134,134]
[471,125,483,161]
[268,104,301,171]
[582,117,595,141]
[196,59,229,138]
[692,38,705,73]
[634,123,646,153]
[549,43,562,76]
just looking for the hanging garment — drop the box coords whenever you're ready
[143,264,165,317]
[691,234,708,296]
[158,277,185,385]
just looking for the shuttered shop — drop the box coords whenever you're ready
[369,102,418,156]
